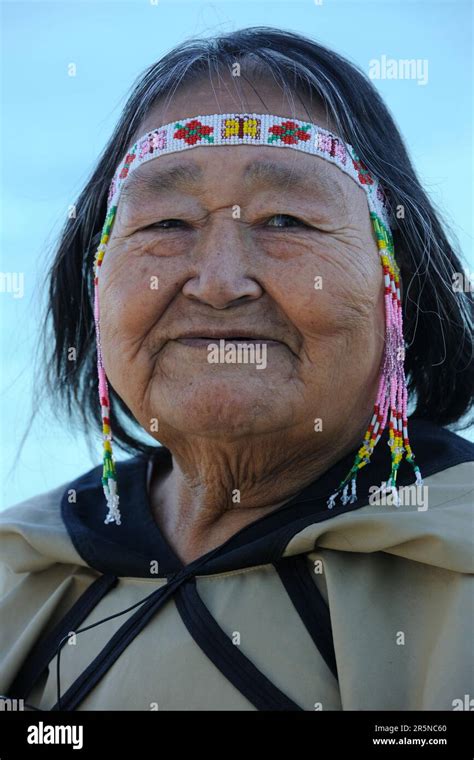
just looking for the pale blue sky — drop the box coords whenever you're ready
[1,0,472,509]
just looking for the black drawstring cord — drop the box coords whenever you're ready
[54,581,165,710]
[12,539,252,711]
[52,559,223,710]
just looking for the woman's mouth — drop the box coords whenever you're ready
[175,337,281,347]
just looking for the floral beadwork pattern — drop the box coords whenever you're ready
[268,119,311,145]
[174,119,214,145]
[118,152,136,180]
[351,156,374,185]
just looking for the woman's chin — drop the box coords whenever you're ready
[152,381,288,439]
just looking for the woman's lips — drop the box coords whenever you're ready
[175,337,281,347]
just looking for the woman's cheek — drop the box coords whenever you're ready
[267,246,381,338]
[97,252,168,382]
[100,246,155,321]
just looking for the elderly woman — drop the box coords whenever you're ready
[1,27,473,712]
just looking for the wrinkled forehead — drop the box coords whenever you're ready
[118,146,357,216]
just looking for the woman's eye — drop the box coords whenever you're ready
[144,219,186,231]
[265,214,306,228]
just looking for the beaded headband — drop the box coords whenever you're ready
[93,112,422,525]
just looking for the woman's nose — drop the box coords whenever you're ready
[182,219,263,308]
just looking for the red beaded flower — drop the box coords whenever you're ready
[119,152,136,180]
[268,120,311,145]
[174,119,214,145]
[352,158,374,185]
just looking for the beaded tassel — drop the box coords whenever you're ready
[93,205,121,525]
[326,212,423,509]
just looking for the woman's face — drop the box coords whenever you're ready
[98,79,385,449]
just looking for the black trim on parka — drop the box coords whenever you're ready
[8,419,474,710]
